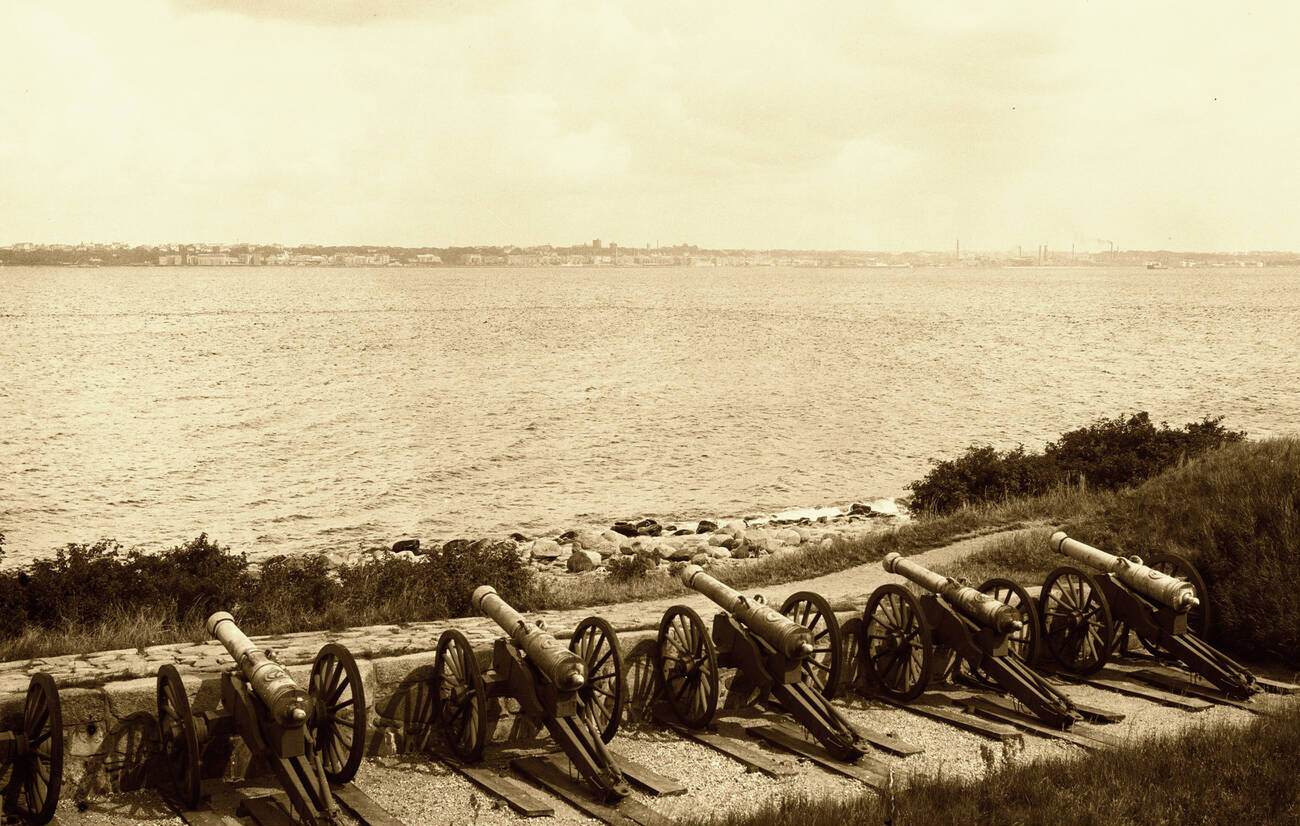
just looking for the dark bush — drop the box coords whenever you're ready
[0,533,536,645]
[607,554,656,583]
[907,413,1245,514]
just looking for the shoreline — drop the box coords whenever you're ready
[0,496,909,573]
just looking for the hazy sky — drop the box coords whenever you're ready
[2,1,1297,251]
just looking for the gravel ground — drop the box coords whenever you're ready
[53,681,1288,826]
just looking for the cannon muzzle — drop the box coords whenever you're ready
[882,553,1024,633]
[1050,532,1199,611]
[207,611,309,726]
[473,586,586,690]
[677,565,815,659]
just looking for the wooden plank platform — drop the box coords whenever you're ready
[850,724,924,756]
[954,697,1121,750]
[876,695,1021,741]
[609,751,687,796]
[1126,669,1271,714]
[664,721,800,778]
[746,724,887,788]
[332,783,408,826]
[1065,673,1214,712]
[236,794,293,826]
[444,759,555,818]
[174,810,242,826]
[511,757,669,826]
[1256,676,1300,695]
[1068,700,1126,724]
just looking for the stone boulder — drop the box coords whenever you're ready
[690,552,711,566]
[611,521,639,537]
[696,519,718,534]
[775,528,803,546]
[567,549,601,573]
[442,538,470,555]
[530,539,563,560]
[391,538,421,554]
[635,518,663,537]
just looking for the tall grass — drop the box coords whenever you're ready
[686,701,1300,826]
[1075,437,1300,665]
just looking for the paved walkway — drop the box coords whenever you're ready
[0,527,1034,699]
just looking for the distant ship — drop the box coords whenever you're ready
[1146,262,1166,269]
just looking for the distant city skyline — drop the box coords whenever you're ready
[3,2,1299,251]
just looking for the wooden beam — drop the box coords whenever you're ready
[954,697,1121,750]
[441,759,555,818]
[1125,670,1272,714]
[746,724,888,788]
[1066,674,1213,712]
[876,695,1021,741]
[511,756,649,826]
[235,795,294,826]
[331,783,408,826]
[665,721,800,778]
[608,751,687,796]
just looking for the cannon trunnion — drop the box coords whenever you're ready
[656,565,865,762]
[1041,532,1257,699]
[1,674,64,825]
[156,611,367,825]
[859,553,1079,729]
[433,587,630,802]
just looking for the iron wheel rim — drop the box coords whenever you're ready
[569,617,626,743]
[11,673,63,825]
[655,606,719,729]
[156,665,201,810]
[309,642,368,783]
[779,590,844,698]
[433,629,488,761]
[1041,566,1114,676]
[861,584,933,702]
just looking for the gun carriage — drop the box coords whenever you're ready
[1039,532,1257,699]
[156,611,368,824]
[859,553,1078,728]
[1,675,63,825]
[654,565,865,761]
[432,587,630,802]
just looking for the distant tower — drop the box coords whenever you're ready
[593,239,602,249]
[955,239,960,261]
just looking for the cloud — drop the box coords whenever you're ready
[168,0,484,26]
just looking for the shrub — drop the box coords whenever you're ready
[0,534,537,648]
[907,413,1245,514]
[607,553,656,583]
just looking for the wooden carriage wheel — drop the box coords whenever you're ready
[568,617,626,743]
[8,673,63,825]
[1147,552,1212,637]
[978,577,1042,665]
[655,606,719,729]
[860,584,933,702]
[156,665,201,811]
[433,630,488,761]
[309,643,368,783]
[779,591,844,698]
[1041,566,1114,676]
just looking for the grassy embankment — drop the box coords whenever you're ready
[685,701,1300,826]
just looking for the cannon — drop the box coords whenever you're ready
[858,553,1079,728]
[1,675,63,824]
[1040,532,1257,699]
[157,611,368,824]
[654,565,865,761]
[432,587,630,801]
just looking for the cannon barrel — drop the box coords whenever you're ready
[1051,532,1199,611]
[207,611,309,726]
[882,553,1024,634]
[677,565,814,659]
[472,586,586,691]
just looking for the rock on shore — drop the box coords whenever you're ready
[323,499,907,578]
